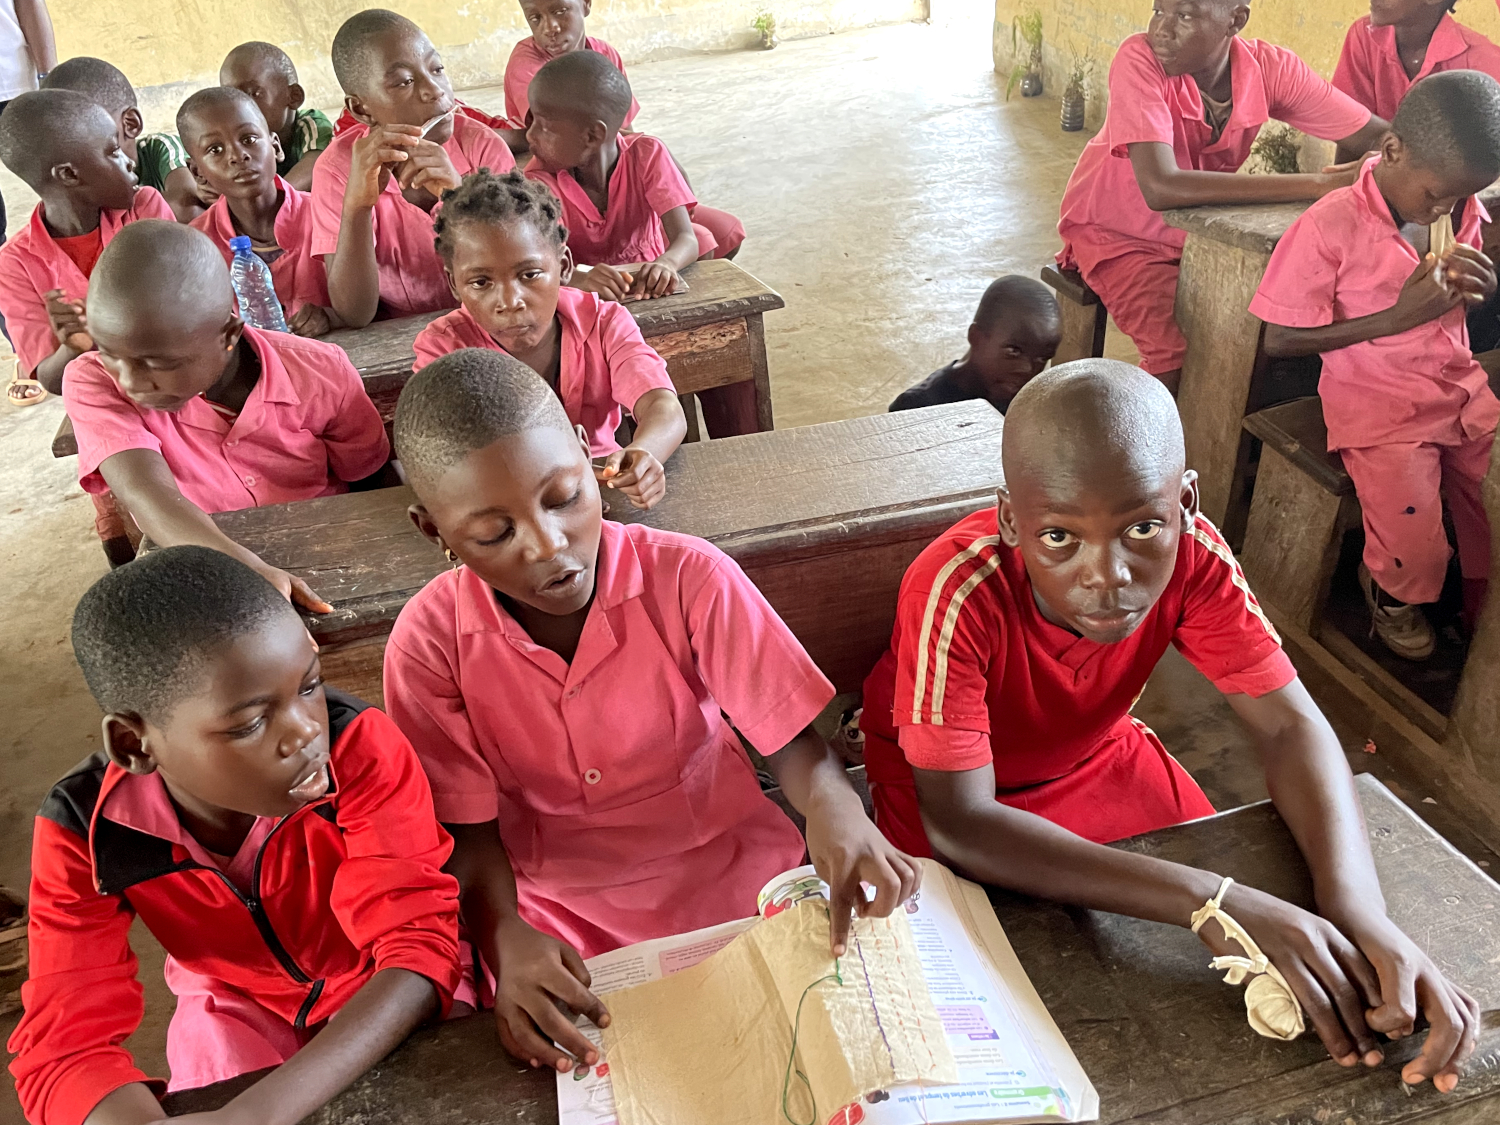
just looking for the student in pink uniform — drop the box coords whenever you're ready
[416,168,686,509]
[500,0,739,259]
[863,360,1479,1092]
[181,88,340,338]
[1333,1,1500,125]
[0,89,173,401]
[525,50,753,435]
[1253,71,1500,660]
[383,349,919,1073]
[313,9,516,328]
[1056,0,1388,394]
[63,221,389,609]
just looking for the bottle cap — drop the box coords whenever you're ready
[229,235,252,252]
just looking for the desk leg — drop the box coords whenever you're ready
[1174,233,1273,532]
[1442,443,1500,779]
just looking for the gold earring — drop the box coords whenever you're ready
[443,546,460,569]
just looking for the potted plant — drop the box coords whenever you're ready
[1061,48,1093,131]
[753,10,778,50]
[1006,7,1044,100]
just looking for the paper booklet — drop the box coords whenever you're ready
[556,858,1099,1125]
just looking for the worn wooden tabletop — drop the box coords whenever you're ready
[163,775,1500,1124]
[1161,201,1310,256]
[208,400,1008,649]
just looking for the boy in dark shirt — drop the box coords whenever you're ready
[889,275,1061,415]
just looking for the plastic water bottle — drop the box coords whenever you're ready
[227,235,289,333]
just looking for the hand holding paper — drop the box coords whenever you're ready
[494,915,611,1071]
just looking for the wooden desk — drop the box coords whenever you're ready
[49,260,784,457]
[163,774,1500,1125]
[1162,201,1308,537]
[206,401,1007,702]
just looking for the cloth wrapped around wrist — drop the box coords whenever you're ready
[1190,876,1306,1041]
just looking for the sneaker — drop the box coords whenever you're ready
[1359,565,1435,661]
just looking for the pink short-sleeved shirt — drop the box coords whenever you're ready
[1250,158,1499,451]
[503,36,639,130]
[525,133,695,266]
[1058,35,1371,262]
[1333,14,1500,121]
[310,115,516,318]
[383,520,829,958]
[63,326,390,512]
[0,188,174,378]
[412,286,674,455]
[191,178,330,318]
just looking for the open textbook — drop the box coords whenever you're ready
[556,858,1099,1125]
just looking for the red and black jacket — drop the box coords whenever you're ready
[7,690,462,1125]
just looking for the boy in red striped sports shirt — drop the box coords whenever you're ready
[861,358,1478,1095]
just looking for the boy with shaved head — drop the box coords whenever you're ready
[1256,70,1500,660]
[42,57,205,222]
[220,41,334,191]
[1057,1,1390,393]
[61,220,388,607]
[0,88,172,402]
[863,359,1480,1093]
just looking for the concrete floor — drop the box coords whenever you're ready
[0,10,1493,1118]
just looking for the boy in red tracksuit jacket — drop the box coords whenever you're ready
[9,546,462,1125]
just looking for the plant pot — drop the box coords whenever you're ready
[1061,87,1085,131]
[1020,72,1043,97]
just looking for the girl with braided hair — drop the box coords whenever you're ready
[415,167,686,510]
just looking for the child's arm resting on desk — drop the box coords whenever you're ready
[1127,130,1385,212]
[763,726,922,956]
[446,820,612,1074]
[632,206,698,299]
[97,449,332,613]
[597,388,687,510]
[1263,247,1495,356]
[1225,677,1479,1091]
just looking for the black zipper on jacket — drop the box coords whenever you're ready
[197,802,328,1024]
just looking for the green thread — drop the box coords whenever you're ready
[781,955,844,1125]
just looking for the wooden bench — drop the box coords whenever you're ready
[49,258,785,458]
[1040,263,1107,364]
[162,774,1500,1125]
[1239,397,1357,636]
[197,401,1007,704]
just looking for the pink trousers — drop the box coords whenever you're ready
[1065,237,1186,375]
[1340,431,1495,605]
[689,205,745,260]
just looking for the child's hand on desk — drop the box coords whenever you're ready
[596,447,665,509]
[804,803,922,956]
[630,261,682,300]
[288,303,338,338]
[570,264,633,303]
[1331,908,1480,1093]
[494,915,611,1072]
[44,289,91,353]
[1392,253,1465,331]
[251,559,333,615]
[393,139,461,211]
[345,125,422,210]
[1197,882,1478,1086]
[1438,244,1497,305]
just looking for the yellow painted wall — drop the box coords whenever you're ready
[993,0,1500,129]
[56,0,927,129]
